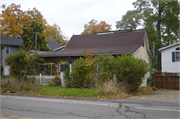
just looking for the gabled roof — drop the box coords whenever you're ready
[47,40,62,51]
[42,29,147,57]
[0,36,62,50]
[1,36,23,46]
[159,42,180,52]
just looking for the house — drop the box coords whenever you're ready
[158,42,180,73]
[1,36,62,75]
[42,29,153,86]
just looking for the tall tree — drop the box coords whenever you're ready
[81,19,112,34]
[82,19,98,34]
[116,10,142,30]
[116,0,179,70]
[25,7,48,35]
[21,21,50,51]
[0,3,29,37]
[134,0,179,71]
[45,24,68,46]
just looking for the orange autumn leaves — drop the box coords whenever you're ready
[81,19,112,34]
[1,3,29,37]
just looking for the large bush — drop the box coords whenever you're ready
[70,57,90,88]
[113,55,149,92]
[96,54,114,82]
[65,52,149,93]
[6,49,45,81]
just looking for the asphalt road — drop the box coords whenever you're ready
[0,95,180,119]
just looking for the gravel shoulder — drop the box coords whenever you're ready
[129,89,180,103]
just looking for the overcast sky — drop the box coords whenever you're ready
[1,0,136,39]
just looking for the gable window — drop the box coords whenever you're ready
[5,46,10,54]
[172,47,180,62]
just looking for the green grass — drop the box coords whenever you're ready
[1,75,13,80]
[30,86,99,97]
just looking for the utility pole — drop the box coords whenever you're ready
[35,31,37,51]
[33,8,38,51]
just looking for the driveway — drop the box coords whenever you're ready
[129,89,180,103]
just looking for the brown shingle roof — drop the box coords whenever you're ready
[42,29,146,57]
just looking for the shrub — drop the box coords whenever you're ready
[5,49,45,81]
[70,57,90,88]
[1,78,41,93]
[96,54,114,83]
[64,68,72,88]
[52,75,61,86]
[98,81,121,95]
[113,55,149,92]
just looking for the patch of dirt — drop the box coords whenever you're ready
[129,89,180,103]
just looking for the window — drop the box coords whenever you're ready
[175,52,180,61]
[5,46,10,54]
[172,47,180,62]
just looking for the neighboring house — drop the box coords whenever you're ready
[47,40,62,51]
[1,36,23,75]
[158,42,180,73]
[42,29,153,86]
[0,36,62,75]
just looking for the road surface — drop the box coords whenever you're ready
[1,95,180,119]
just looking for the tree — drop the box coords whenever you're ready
[45,24,68,46]
[81,19,98,34]
[133,0,179,71]
[0,3,29,37]
[116,0,179,70]
[116,10,142,30]
[81,19,112,34]
[21,21,50,51]
[25,7,48,33]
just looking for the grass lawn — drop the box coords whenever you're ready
[29,86,100,98]
[1,75,13,80]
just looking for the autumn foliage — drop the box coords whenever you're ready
[82,19,112,34]
[1,3,29,37]
[0,3,68,45]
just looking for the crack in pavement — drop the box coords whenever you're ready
[115,103,150,119]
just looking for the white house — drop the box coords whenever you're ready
[159,42,180,73]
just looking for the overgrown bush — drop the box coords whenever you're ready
[113,55,149,92]
[52,75,61,86]
[70,57,91,88]
[6,49,45,81]
[96,54,114,83]
[64,68,72,88]
[67,52,149,93]
[1,78,41,93]
[98,81,121,95]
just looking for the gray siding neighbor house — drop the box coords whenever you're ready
[1,36,62,75]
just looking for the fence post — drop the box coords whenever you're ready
[61,72,66,87]
[39,73,41,85]
[165,72,167,89]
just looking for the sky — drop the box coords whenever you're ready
[1,0,136,40]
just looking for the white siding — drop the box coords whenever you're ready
[161,44,180,73]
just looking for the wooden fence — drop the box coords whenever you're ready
[154,72,180,89]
